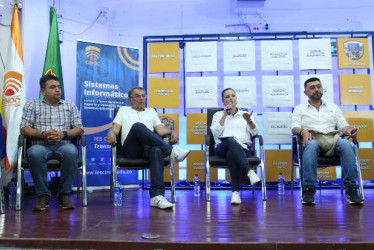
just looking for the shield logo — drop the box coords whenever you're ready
[343,41,364,60]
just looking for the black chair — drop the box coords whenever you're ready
[110,108,176,203]
[291,134,364,201]
[16,134,87,210]
[205,108,267,201]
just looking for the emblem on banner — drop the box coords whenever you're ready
[85,46,100,65]
[343,41,364,60]
[3,71,23,106]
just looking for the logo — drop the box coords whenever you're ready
[4,71,23,97]
[3,71,23,106]
[85,46,100,65]
[344,41,364,60]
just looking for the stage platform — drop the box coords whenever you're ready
[0,188,373,249]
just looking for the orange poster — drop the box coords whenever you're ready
[339,74,372,105]
[337,38,370,68]
[149,42,179,73]
[317,168,336,181]
[186,113,207,144]
[187,150,217,182]
[358,148,374,180]
[343,111,374,142]
[148,78,179,108]
[265,150,292,182]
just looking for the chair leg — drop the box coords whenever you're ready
[353,144,365,201]
[16,148,23,211]
[260,160,267,201]
[82,144,87,207]
[0,165,5,214]
[76,169,81,199]
[170,162,176,203]
[291,159,295,194]
[205,163,211,202]
[111,147,117,198]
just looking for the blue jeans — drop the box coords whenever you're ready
[302,138,358,188]
[215,138,252,192]
[27,143,78,196]
[122,122,173,198]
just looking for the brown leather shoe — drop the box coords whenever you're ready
[32,195,50,211]
[58,194,74,210]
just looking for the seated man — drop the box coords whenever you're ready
[107,86,190,209]
[20,75,84,211]
[291,77,363,205]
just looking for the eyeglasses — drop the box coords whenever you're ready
[131,94,146,98]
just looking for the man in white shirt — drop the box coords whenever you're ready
[107,87,190,209]
[291,77,362,205]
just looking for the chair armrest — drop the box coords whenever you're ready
[292,134,302,146]
[252,134,263,146]
[205,134,210,146]
[79,135,86,147]
[18,134,24,147]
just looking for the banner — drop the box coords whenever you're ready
[148,78,179,108]
[148,42,179,73]
[2,5,25,171]
[185,42,217,72]
[263,112,292,144]
[262,75,294,107]
[41,7,64,100]
[223,41,256,72]
[77,41,139,186]
[185,77,217,108]
[261,40,294,71]
[299,39,332,70]
[339,74,372,105]
[224,76,257,108]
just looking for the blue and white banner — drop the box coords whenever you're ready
[77,41,139,186]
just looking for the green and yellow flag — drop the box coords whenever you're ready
[40,7,64,99]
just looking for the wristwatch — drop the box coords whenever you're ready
[63,131,68,139]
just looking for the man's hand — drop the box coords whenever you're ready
[45,129,62,143]
[301,130,315,146]
[107,130,117,146]
[346,127,358,138]
[170,130,179,144]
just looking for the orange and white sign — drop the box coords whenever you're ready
[343,111,374,142]
[337,38,370,69]
[187,150,217,182]
[317,168,336,181]
[265,150,292,182]
[339,74,372,105]
[148,42,179,73]
[358,148,374,180]
[148,78,179,108]
[186,113,207,144]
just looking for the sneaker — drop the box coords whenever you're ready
[150,195,173,209]
[58,194,75,210]
[302,186,316,205]
[170,148,190,162]
[346,187,364,205]
[32,195,50,211]
[247,170,260,186]
[231,191,241,205]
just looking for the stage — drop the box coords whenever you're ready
[0,187,373,249]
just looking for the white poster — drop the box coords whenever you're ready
[185,41,217,72]
[262,75,295,107]
[223,41,256,72]
[185,77,218,108]
[263,112,292,144]
[261,40,294,71]
[299,74,334,104]
[224,76,257,108]
[299,39,332,70]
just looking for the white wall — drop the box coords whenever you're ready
[2,0,374,103]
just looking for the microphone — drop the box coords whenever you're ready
[226,102,233,115]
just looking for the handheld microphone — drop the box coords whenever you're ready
[226,102,233,115]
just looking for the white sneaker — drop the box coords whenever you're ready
[231,191,241,205]
[170,147,190,162]
[150,195,173,209]
[248,170,260,186]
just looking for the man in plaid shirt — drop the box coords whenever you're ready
[20,75,84,211]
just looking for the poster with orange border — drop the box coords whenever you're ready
[265,150,292,182]
[337,38,370,68]
[358,148,374,180]
[317,168,336,181]
[343,111,374,142]
[186,113,207,144]
[187,150,217,182]
[339,74,372,105]
[148,42,179,73]
[148,78,179,108]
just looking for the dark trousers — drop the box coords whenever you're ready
[215,138,252,192]
[122,122,173,198]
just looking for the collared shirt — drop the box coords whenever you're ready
[210,109,258,149]
[20,99,83,145]
[113,106,162,146]
[291,100,349,132]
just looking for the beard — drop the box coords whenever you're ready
[310,91,322,100]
